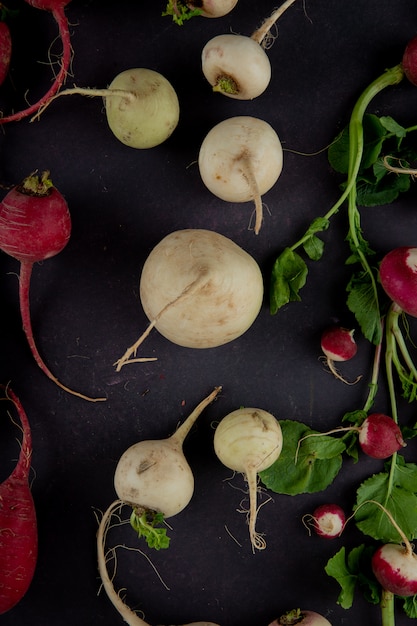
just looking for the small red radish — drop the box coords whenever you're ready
[0,0,72,124]
[268,608,332,625]
[201,0,298,100]
[402,35,417,86]
[0,170,105,402]
[320,325,360,384]
[303,504,346,539]
[0,18,11,86]
[379,247,417,317]
[0,386,38,614]
[358,413,405,459]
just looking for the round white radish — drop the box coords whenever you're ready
[214,407,282,551]
[306,504,346,539]
[379,246,417,317]
[372,543,417,596]
[198,116,283,234]
[358,413,405,459]
[115,229,264,369]
[320,326,360,384]
[269,609,332,625]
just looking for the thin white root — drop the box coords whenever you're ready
[251,0,299,46]
[170,386,222,447]
[322,355,362,385]
[240,151,263,234]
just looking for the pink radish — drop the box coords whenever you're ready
[402,35,417,86]
[379,247,417,317]
[320,325,360,384]
[0,0,72,124]
[0,386,38,614]
[303,503,346,539]
[0,170,105,402]
[268,608,332,625]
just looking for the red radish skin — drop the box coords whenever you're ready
[379,247,417,317]
[372,543,417,597]
[268,608,332,625]
[320,326,360,384]
[0,20,11,86]
[0,171,105,402]
[402,35,417,86]
[358,413,405,459]
[0,386,38,614]
[0,0,72,124]
[308,504,346,539]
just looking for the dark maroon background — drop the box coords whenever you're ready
[1,1,417,624]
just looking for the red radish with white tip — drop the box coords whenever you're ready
[320,325,360,384]
[268,608,332,625]
[0,170,105,402]
[358,413,405,459]
[402,35,417,86]
[379,246,417,317]
[303,503,346,539]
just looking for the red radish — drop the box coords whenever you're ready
[268,608,332,625]
[303,504,346,539]
[0,386,38,614]
[358,413,405,459]
[0,0,72,124]
[0,18,11,86]
[320,325,360,384]
[402,35,417,86]
[0,170,105,402]
[379,247,417,317]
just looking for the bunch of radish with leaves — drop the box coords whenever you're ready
[0,0,72,124]
[97,387,221,625]
[0,385,37,614]
[163,0,238,25]
[0,170,106,402]
[201,0,299,100]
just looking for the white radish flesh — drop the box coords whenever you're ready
[198,116,283,234]
[213,407,283,551]
[304,504,346,539]
[115,229,264,370]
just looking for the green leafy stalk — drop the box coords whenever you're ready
[381,590,395,626]
[129,508,170,550]
[162,0,202,24]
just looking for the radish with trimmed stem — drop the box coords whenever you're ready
[213,407,283,551]
[163,0,238,25]
[303,503,346,539]
[268,608,332,625]
[198,116,283,234]
[114,229,264,370]
[0,0,72,124]
[201,0,298,99]
[33,68,180,149]
[97,387,222,625]
[0,385,37,614]
[0,170,106,402]
[320,325,361,384]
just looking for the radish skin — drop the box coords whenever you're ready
[115,229,264,369]
[0,19,11,86]
[303,504,345,539]
[269,608,332,625]
[320,326,360,384]
[97,388,222,624]
[0,386,37,614]
[213,407,283,551]
[402,35,417,86]
[0,0,72,123]
[198,116,283,234]
[379,247,417,317]
[0,171,106,402]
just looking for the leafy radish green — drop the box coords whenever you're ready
[163,0,238,24]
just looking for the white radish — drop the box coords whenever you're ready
[164,0,238,24]
[269,609,332,625]
[201,0,298,99]
[213,407,283,551]
[97,387,222,626]
[114,229,264,370]
[198,116,283,234]
[33,68,180,149]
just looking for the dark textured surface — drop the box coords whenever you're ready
[1,1,417,624]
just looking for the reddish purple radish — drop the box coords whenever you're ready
[379,247,417,317]
[0,0,72,124]
[0,386,38,614]
[402,35,417,86]
[303,503,346,539]
[320,325,360,384]
[268,608,332,625]
[0,18,11,86]
[0,171,105,402]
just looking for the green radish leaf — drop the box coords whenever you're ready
[356,169,410,206]
[402,595,417,619]
[302,217,330,261]
[130,510,170,550]
[325,545,380,609]
[259,420,345,495]
[162,0,202,24]
[379,115,407,138]
[360,114,388,169]
[328,126,350,174]
[270,248,308,314]
[346,272,382,345]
